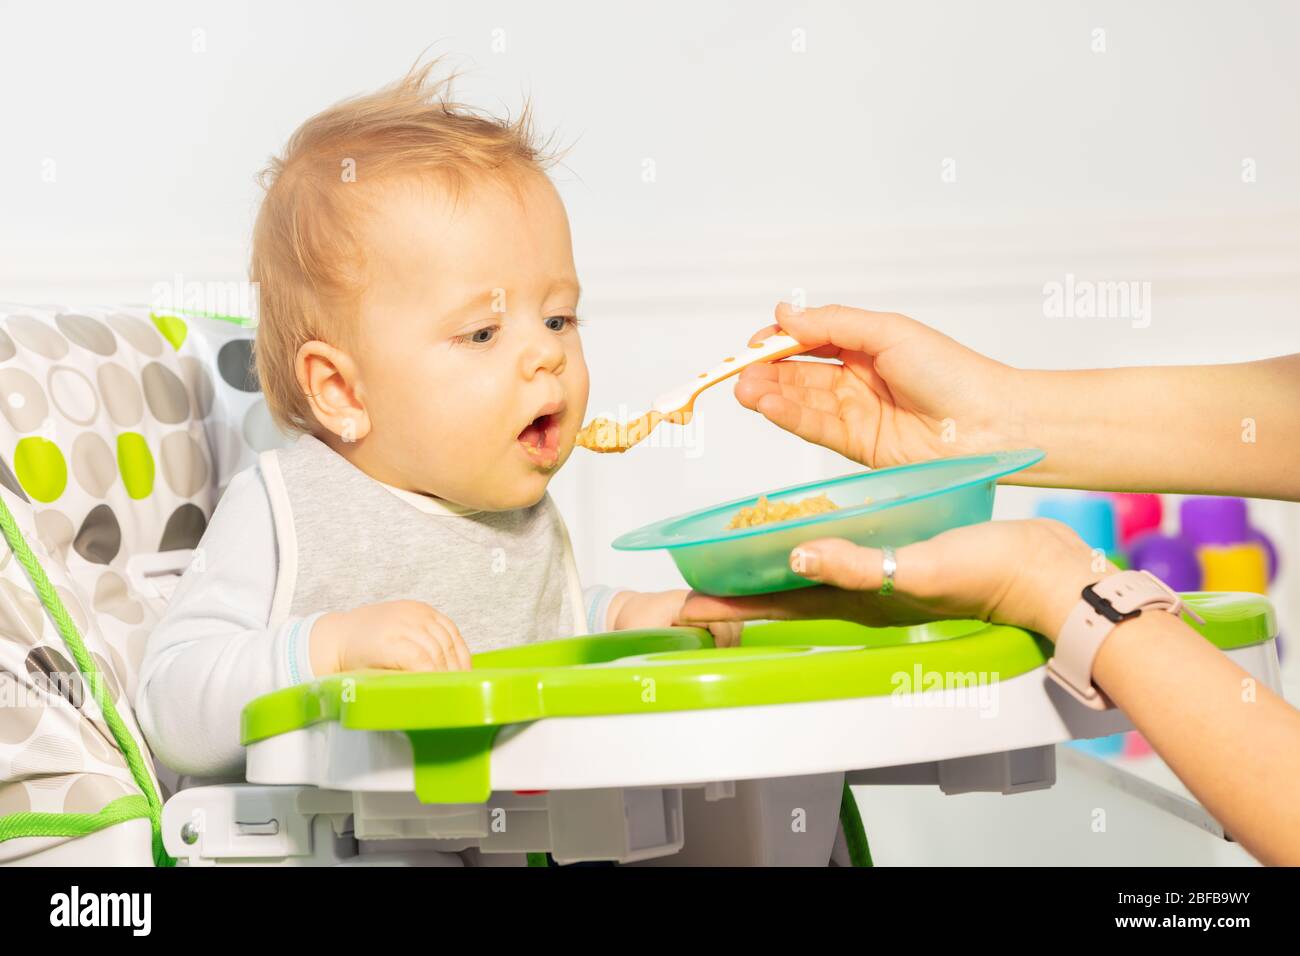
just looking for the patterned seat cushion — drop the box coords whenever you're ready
[0,303,288,860]
[0,482,162,861]
[151,307,287,499]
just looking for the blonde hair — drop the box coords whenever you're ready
[250,59,556,434]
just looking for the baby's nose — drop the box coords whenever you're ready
[520,328,566,377]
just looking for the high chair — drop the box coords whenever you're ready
[0,304,1282,866]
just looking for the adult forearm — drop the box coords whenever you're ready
[1006,356,1300,500]
[1092,612,1300,865]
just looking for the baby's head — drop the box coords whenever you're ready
[252,63,588,511]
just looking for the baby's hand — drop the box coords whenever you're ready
[694,618,743,649]
[610,589,743,648]
[309,600,473,675]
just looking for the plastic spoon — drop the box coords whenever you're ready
[576,332,815,453]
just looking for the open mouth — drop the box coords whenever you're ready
[518,405,564,468]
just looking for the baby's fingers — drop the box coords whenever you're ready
[422,617,472,671]
[706,621,743,648]
[382,634,443,672]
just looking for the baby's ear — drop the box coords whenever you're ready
[295,339,371,443]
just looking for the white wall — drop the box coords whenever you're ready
[2,0,1298,865]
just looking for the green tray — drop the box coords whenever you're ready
[241,592,1273,802]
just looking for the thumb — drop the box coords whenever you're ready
[775,302,916,358]
[789,538,888,591]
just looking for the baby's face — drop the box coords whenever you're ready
[348,171,589,510]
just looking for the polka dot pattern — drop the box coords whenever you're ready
[34,508,75,562]
[159,503,206,552]
[0,367,51,432]
[116,432,154,499]
[98,363,143,427]
[0,781,31,815]
[71,432,116,497]
[141,362,190,425]
[0,304,286,855]
[56,585,88,634]
[25,646,84,708]
[149,313,187,351]
[14,437,67,502]
[218,338,259,392]
[73,504,122,565]
[49,366,100,425]
[106,313,163,358]
[0,578,46,643]
[56,314,117,357]
[62,773,131,813]
[92,570,144,626]
[161,431,208,497]
[0,671,42,744]
[91,652,121,704]
[6,315,69,360]
[180,356,215,419]
[0,493,154,847]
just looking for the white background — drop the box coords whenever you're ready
[2,0,1298,865]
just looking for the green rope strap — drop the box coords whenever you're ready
[839,781,874,867]
[0,795,151,843]
[0,493,174,866]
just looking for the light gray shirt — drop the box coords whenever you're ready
[136,433,621,778]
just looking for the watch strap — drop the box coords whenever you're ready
[1047,569,1202,710]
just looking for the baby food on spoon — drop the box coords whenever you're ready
[576,332,814,453]
[575,410,692,453]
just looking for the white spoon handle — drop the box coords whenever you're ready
[652,333,811,414]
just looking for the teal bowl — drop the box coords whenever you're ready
[612,449,1044,596]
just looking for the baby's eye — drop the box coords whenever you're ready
[546,315,580,332]
[458,325,498,345]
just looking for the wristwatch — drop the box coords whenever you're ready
[1047,569,1203,711]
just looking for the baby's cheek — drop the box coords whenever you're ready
[566,351,592,415]
[574,346,591,387]
[426,400,494,452]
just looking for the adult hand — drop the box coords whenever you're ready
[679,518,1109,642]
[737,302,1024,469]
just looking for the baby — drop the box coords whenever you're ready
[136,64,738,779]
